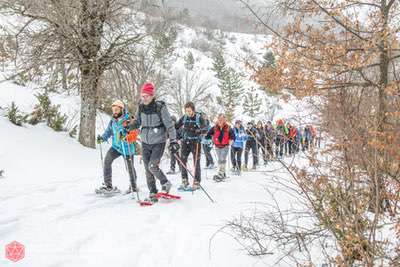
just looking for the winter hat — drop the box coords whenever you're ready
[112,100,125,109]
[141,83,155,96]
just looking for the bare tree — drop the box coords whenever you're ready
[168,69,213,117]
[0,0,149,147]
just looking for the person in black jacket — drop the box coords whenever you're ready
[175,102,207,190]
[244,121,259,170]
[167,115,181,174]
[201,115,215,169]
[256,120,268,166]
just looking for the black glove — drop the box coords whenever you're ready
[96,135,103,144]
[169,141,180,154]
[123,120,130,131]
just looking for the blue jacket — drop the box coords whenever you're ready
[296,127,302,143]
[101,111,136,156]
[232,126,248,149]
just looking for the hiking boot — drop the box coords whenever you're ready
[161,180,172,194]
[192,180,200,190]
[178,179,189,190]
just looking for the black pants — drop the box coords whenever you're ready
[203,144,214,167]
[231,146,243,169]
[244,140,258,167]
[181,140,201,182]
[288,138,296,155]
[284,137,289,155]
[142,142,169,194]
[266,139,274,160]
[104,147,136,189]
[170,147,177,171]
[275,137,284,158]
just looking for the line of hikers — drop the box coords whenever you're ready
[96,82,321,202]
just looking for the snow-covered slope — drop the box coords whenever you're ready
[0,111,306,267]
[0,81,318,267]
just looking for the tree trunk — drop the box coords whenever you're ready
[78,62,100,148]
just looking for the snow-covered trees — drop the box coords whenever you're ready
[243,87,262,118]
[212,50,243,122]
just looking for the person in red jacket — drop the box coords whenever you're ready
[287,123,297,155]
[205,113,234,181]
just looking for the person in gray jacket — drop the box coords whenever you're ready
[130,82,180,202]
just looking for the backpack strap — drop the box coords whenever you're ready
[195,112,202,128]
[138,101,166,129]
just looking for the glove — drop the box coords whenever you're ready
[122,120,130,130]
[96,135,104,144]
[117,131,126,141]
[169,141,180,154]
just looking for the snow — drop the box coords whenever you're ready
[0,113,305,267]
[0,83,318,267]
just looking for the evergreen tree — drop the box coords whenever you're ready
[243,87,262,118]
[211,50,227,80]
[217,67,243,122]
[212,49,243,121]
[29,92,67,131]
[6,102,28,126]
[184,51,195,70]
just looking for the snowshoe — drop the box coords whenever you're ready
[156,192,181,200]
[213,173,227,182]
[139,193,158,206]
[95,184,121,196]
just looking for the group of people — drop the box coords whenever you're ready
[96,82,320,202]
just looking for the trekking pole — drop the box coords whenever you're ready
[174,153,215,203]
[99,142,104,170]
[120,135,140,201]
[193,142,201,196]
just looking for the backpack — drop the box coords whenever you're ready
[183,111,203,129]
[181,111,204,141]
[138,100,166,128]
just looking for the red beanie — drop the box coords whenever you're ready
[141,83,155,96]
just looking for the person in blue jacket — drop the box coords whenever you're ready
[230,120,247,175]
[96,100,137,195]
